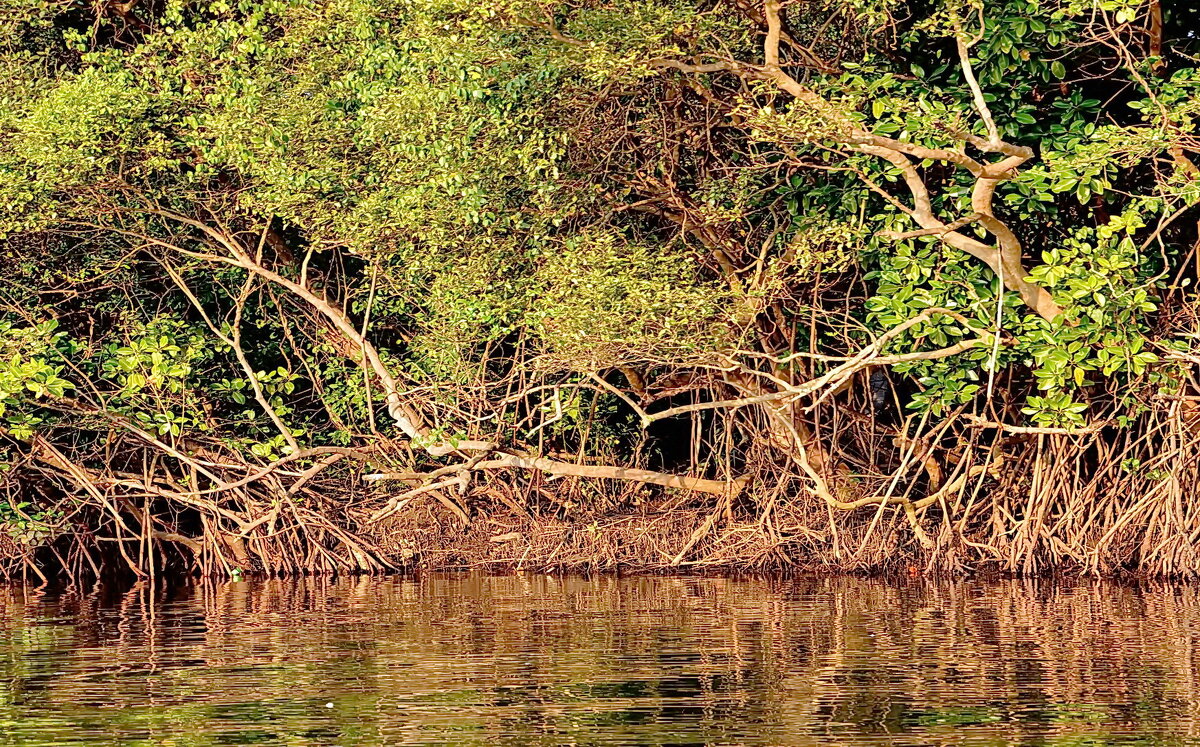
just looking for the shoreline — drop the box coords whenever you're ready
[372,506,1157,579]
[5,497,1182,582]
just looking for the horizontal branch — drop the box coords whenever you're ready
[631,310,991,423]
[366,454,745,498]
[474,454,745,495]
[966,415,1108,435]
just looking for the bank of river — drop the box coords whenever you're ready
[1,574,1198,745]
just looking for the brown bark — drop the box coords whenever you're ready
[642,2,1064,322]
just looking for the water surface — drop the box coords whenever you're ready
[2,574,1199,745]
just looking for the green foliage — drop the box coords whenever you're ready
[529,232,731,369]
[770,0,1200,422]
[0,0,1197,467]
[0,320,75,439]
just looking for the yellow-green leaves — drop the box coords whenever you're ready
[528,232,730,369]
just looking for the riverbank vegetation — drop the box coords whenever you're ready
[0,0,1198,579]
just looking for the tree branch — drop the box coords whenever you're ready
[957,30,1002,147]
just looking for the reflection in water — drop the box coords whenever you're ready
[1,575,1199,745]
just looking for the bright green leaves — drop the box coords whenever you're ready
[865,195,1170,423]
[1015,206,1163,408]
[101,332,198,398]
[408,246,538,380]
[0,320,76,440]
[0,0,582,257]
[1028,207,1157,318]
[1022,317,1159,393]
[1,355,72,403]
[1015,208,1163,410]
[89,321,213,438]
[254,366,300,420]
[1027,333,1100,391]
[1096,335,1159,378]
[1021,392,1089,429]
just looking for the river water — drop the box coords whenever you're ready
[1,575,1199,745]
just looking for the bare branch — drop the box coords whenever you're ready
[966,415,1109,435]
[956,30,1002,147]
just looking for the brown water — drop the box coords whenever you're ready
[1,576,1199,745]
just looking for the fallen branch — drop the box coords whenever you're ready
[366,453,745,499]
[473,454,746,496]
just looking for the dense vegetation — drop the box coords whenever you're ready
[0,0,1197,578]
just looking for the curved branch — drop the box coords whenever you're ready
[136,208,497,456]
[636,3,1060,321]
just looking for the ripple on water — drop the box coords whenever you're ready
[0,575,1198,745]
